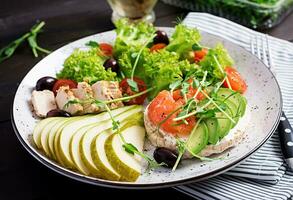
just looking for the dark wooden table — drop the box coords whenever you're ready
[1,1,293,199]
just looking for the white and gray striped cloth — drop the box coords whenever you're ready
[174,13,293,200]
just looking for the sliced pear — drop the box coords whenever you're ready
[40,118,63,157]
[80,105,143,178]
[70,124,95,175]
[91,115,143,181]
[54,116,82,168]
[58,106,134,170]
[47,119,71,160]
[105,125,145,182]
[91,129,121,181]
[33,117,57,149]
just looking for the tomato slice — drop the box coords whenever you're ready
[150,43,166,52]
[194,48,208,63]
[52,79,77,95]
[223,67,247,93]
[119,77,147,105]
[99,43,113,57]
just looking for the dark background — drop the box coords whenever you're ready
[1,0,293,199]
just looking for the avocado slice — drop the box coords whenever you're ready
[217,98,239,128]
[216,105,233,138]
[217,88,247,117]
[204,118,219,145]
[186,122,209,155]
[239,96,247,116]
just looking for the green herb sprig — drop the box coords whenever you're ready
[128,33,156,92]
[0,21,50,63]
[102,102,163,171]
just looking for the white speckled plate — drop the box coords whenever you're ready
[11,28,282,189]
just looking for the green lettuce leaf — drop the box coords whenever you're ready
[199,43,234,79]
[118,46,149,80]
[143,49,197,99]
[166,24,201,60]
[57,48,117,84]
[114,19,155,57]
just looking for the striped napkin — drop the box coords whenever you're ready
[174,12,293,200]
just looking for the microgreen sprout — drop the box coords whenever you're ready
[0,21,50,63]
[213,55,232,90]
[129,33,156,92]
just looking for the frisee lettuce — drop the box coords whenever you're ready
[114,19,155,57]
[166,24,201,60]
[143,49,198,99]
[57,48,117,84]
[118,46,149,79]
[199,43,234,79]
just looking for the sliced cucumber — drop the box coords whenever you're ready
[204,119,219,145]
[186,122,209,154]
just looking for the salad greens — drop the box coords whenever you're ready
[199,43,234,79]
[143,50,197,99]
[114,18,156,57]
[117,22,202,99]
[118,46,148,79]
[166,24,201,60]
[57,48,117,84]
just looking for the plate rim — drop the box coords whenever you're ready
[11,27,283,189]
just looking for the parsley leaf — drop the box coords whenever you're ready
[192,78,200,88]
[86,41,99,48]
[181,82,190,96]
[127,78,139,92]
[123,143,138,155]
[196,109,216,119]
[63,99,81,109]
[169,80,182,92]
[192,43,202,51]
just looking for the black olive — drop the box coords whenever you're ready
[153,147,178,168]
[153,30,169,45]
[46,109,71,118]
[103,58,119,73]
[36,76,57,91]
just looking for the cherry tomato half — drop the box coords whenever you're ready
[119,77,147,105]
[223,67,247,94]
[150,43,167,52]
[52,79,77,95]
[99,43,113,57]
[194,48,208,63]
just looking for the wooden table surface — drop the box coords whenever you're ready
[1,0,293,199]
